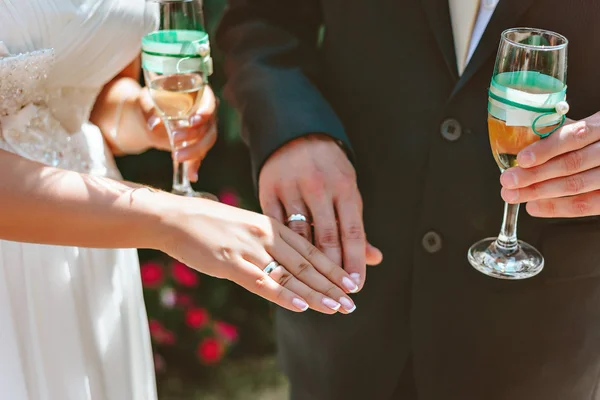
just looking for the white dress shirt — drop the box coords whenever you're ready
[450,0,500,75]
[466,0,500,65]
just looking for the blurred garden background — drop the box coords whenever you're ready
[117,1,287,398]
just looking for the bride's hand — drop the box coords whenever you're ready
[94,72,218,182]
[142,86,217,182]
[155,194,360,314]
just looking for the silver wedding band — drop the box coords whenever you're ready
[287,213,309,224]
[263,261,279,274]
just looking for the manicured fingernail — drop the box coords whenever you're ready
[292,298,309,311]
[518,151,535,167]
[339,297,356,313]
[502,188,519,203]
[342,277,359,293]
[172,130,186,141]
[502,171,518,188]
[190,172,198,182]
[322,297,341,311]
[189,114,203,126]
[350,273,361,285]
[147,115,161,130]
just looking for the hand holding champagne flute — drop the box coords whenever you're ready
[468,28,569,279]
[143,0,217,199]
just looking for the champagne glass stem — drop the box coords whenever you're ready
[164,118,194,196]
[172,159,193,195]
[496,202,520,253]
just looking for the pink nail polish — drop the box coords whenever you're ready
[322,297,341,311]
[172,130,185,139]
[292,298,309,311]
[339,297,356,313]
[147,115,161,130]
[189,115,202,126]
[342,277,359,293]
[350,273,361,285]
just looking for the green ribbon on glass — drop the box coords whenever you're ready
[141,29,213,76]
[488,71,569,138]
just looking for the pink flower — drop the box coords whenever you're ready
[140,262,163,288]
[214,321,239,342]
[149,320,176,345]
[149,320,164,337]
[186,308,210,329]
[197,338,224,364]
[149,321,165,342]
[172,261,199,287]
[162,330,176,345]
[218,189,240,207]
[154,353,166,373]
[176,293,193,308]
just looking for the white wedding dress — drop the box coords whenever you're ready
[0,1,158,399]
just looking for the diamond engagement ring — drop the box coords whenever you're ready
[286,213,309,224]
[263,261,279,274]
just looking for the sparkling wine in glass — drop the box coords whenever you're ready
[142,0,217,199]
[468,28,568,279]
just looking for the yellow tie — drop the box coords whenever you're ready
[449,0,480,76]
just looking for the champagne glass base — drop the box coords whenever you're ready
[172,188,219,201]
[468,238,544,280]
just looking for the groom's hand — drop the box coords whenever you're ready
[258,134,382,291]
[500,114,600,217]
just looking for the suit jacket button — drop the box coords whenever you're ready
[440,118,462,141]
[422,231,442,253]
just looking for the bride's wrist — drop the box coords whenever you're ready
[137,188,199,253]
[123,185,177,251]
[149,193,222,256]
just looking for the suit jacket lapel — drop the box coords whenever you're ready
[420,0,458,82]
[449,0,538,99]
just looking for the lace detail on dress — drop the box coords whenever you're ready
[0,46,105,174]
[0,49,51,115]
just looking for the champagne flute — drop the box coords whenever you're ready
[142,0,217,199]
[468,28,569,279]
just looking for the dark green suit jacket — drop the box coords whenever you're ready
[217,0,600,398]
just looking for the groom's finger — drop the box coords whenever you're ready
[280,186,312,242]
[259,191,285,224]
[336,190,366,290]
[303,190,343,269]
